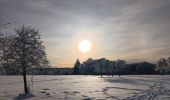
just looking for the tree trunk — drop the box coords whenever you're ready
[118,67,120,77]
[161,66,164,76]
[22,42,28,94]
[100,66,102,77]
[23,65,28,94]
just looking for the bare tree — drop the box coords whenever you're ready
[0,33,3,66]
[167,57,170,73]
[167,57,170,65]
[1,35,17,70]
[0,23,10,66]
[115,59,126,77]
[73,59,81,75]
[14,26,49,94]
[111,61,116,77]
[157,58,168,76]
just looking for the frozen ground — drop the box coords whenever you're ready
[0,75,170,100]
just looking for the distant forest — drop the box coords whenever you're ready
[72,57,170,76]
[0,57,170,75]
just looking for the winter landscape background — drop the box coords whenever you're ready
[1,0,170,100]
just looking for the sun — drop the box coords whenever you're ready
[78,39,91,53]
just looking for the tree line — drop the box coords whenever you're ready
[73,57,170,76]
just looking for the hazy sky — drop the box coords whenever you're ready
[0,0,170,67]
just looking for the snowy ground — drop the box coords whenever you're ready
[0,75,170,100]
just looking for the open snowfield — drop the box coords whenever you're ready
[0,75,170,100]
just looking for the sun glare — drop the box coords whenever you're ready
[78,39,91,53]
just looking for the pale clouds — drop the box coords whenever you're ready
[0,0,170,66]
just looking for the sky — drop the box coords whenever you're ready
[0,0,170,67]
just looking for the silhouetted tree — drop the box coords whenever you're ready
[111,61,116,77]
[98,58,108,77]
[73,59,80,74]
[0,23,10,66]
[135,62,155,74]
[116,59,126,77]
[0,33,3,66]
[157,58,168,75]
[14,26,48,94]
[167,57,170,73]
[167,57,170,63]
[1,35,20,74]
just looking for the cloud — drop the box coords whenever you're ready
[0,0,170,66]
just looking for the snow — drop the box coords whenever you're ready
[0,75,170,100]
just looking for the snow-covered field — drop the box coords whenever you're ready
[0,75,170,100]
